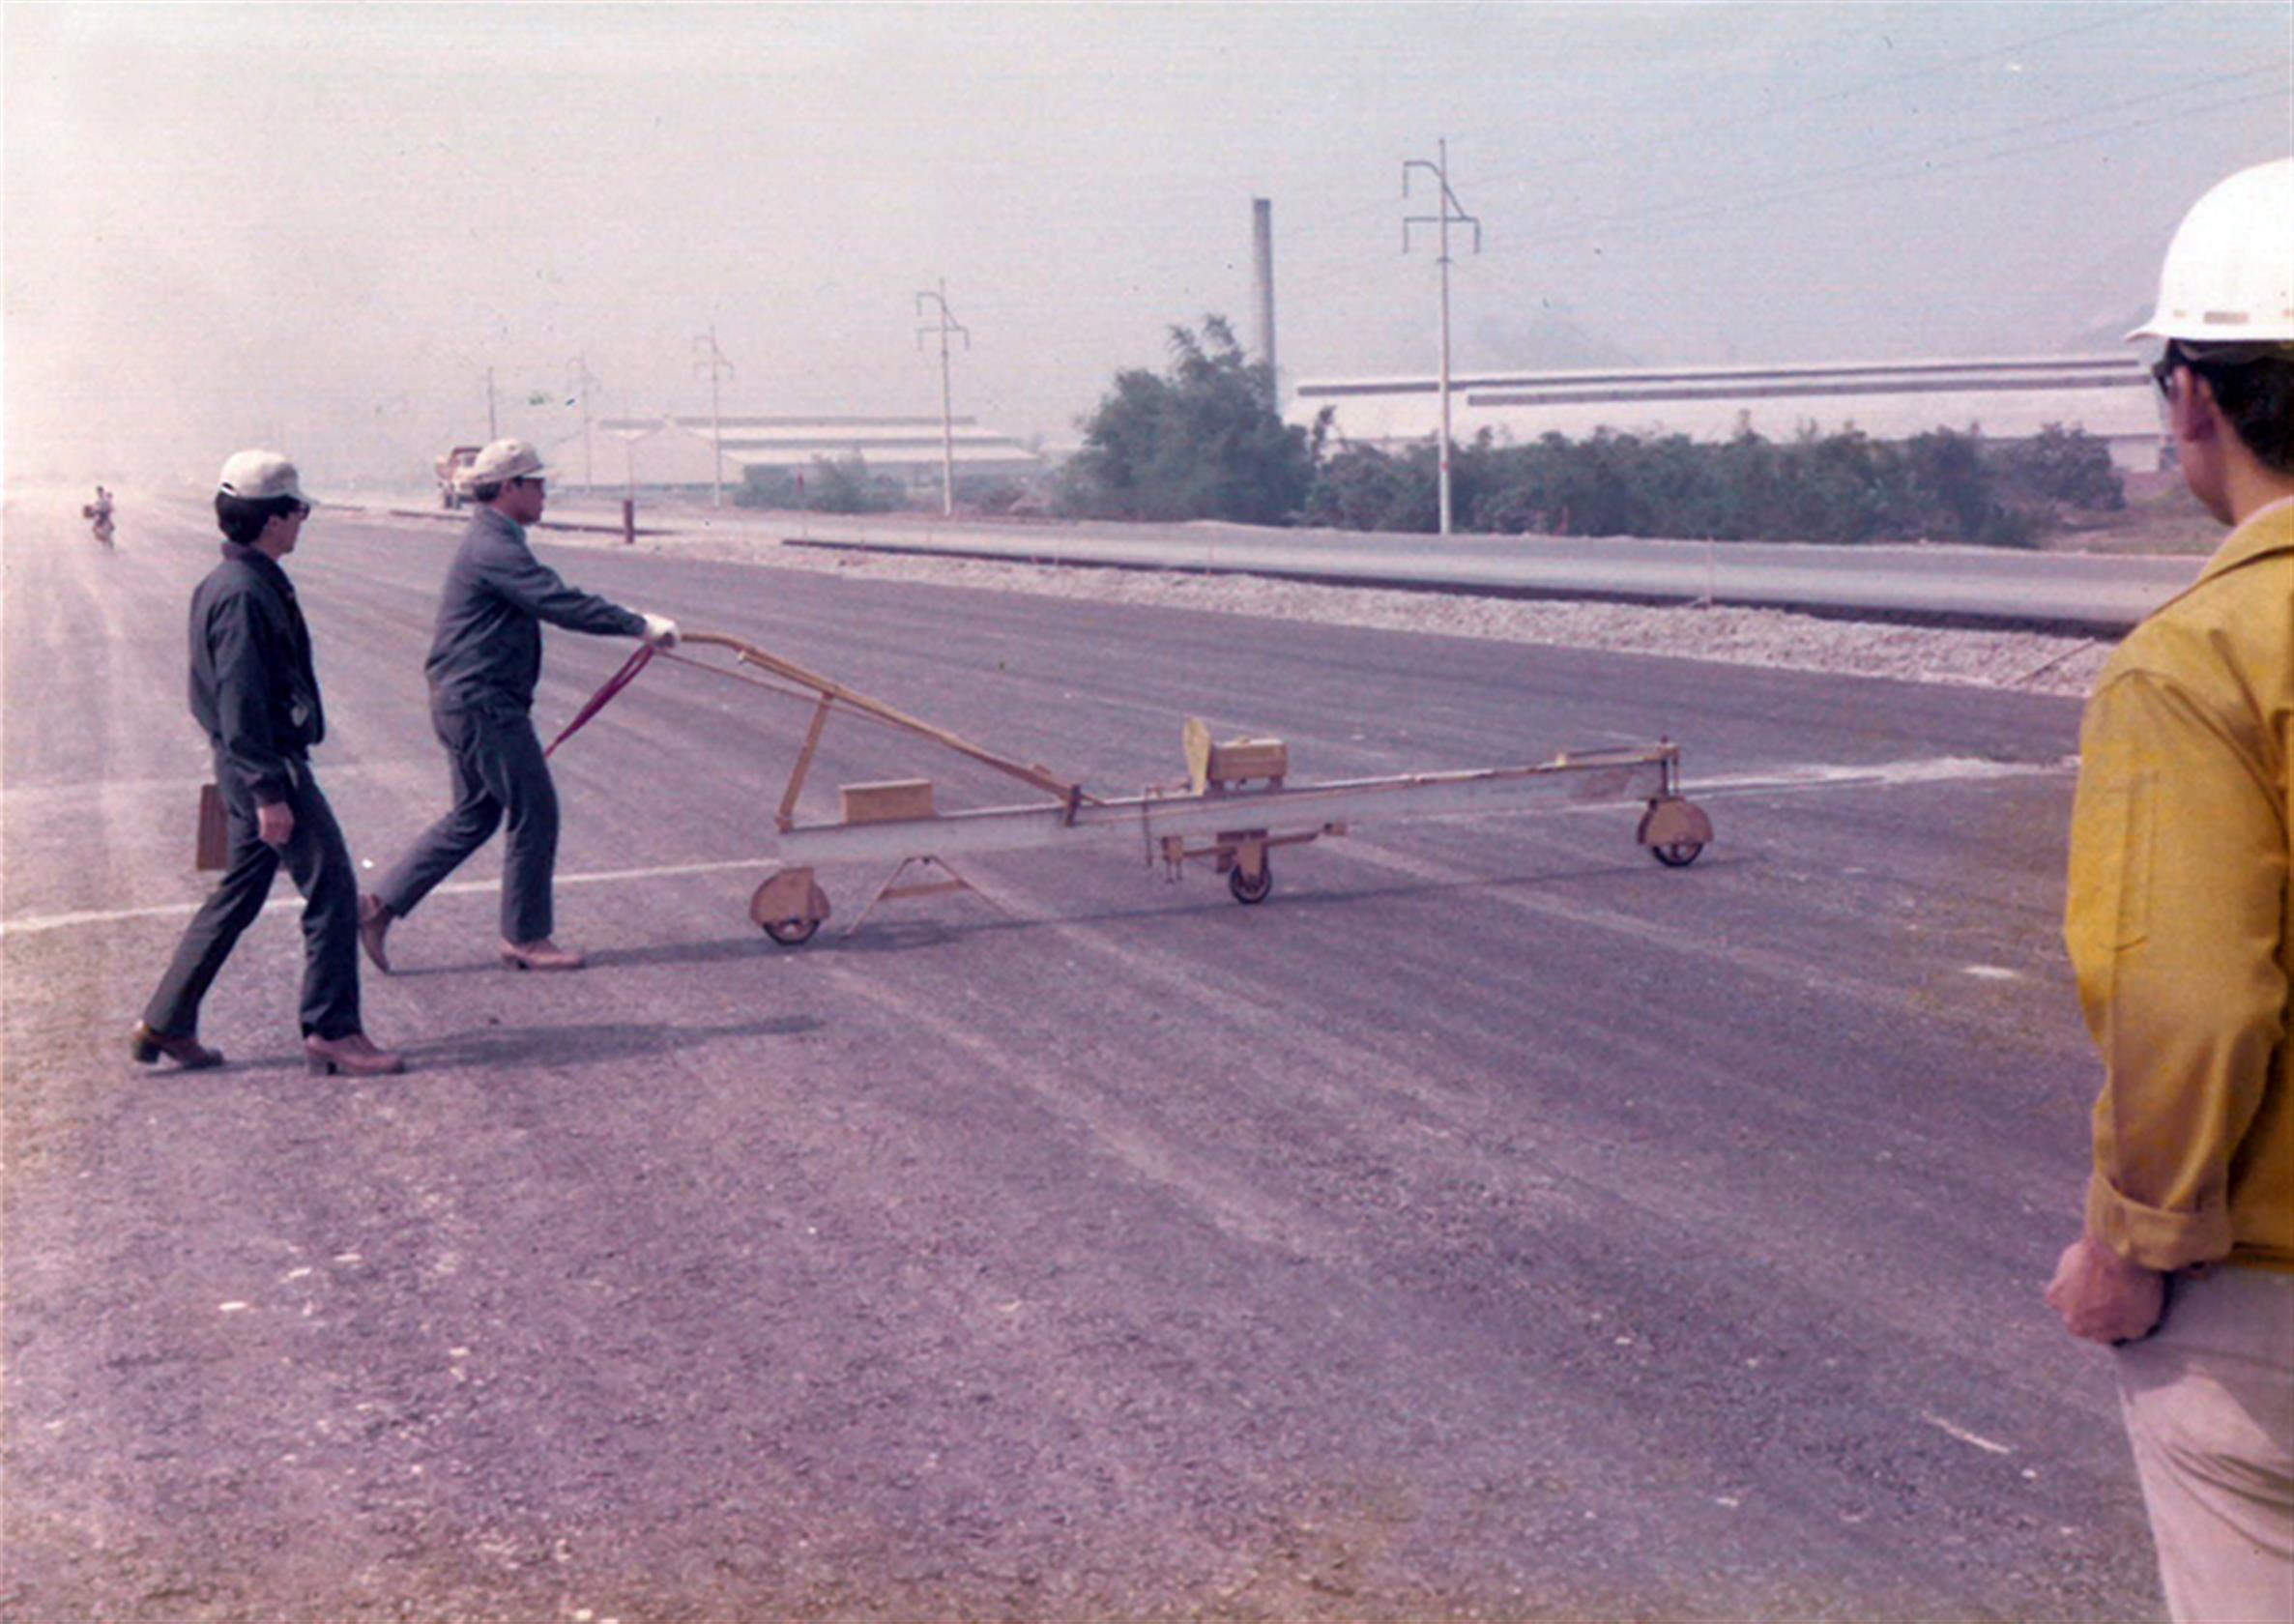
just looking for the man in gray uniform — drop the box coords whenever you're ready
[361,439,677,972]
[131,450,404,1077]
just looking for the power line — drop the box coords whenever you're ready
[1490,86,2283,259]
[1268,72,2280,311]
[1469,0,2173,201]
[1272,2,2171,253]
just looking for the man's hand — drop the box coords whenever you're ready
[2046,1233,2165,1344]
[256,800,295,849]
[640,613,679,649]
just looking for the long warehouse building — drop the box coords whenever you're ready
[595,414,1041,492]
[1285,355,2163,472]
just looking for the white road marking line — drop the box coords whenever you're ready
[1922,1412,2015,1455]
[1962,965,2021,980]
[0,756,2074,939]
[0,856,778,939]
[1690,756,2073,799]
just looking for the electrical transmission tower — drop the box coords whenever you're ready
[1404,138,1481,536]
[693,327,736,508]
[915,279,971,518]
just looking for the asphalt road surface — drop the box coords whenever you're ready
[3,496,2158,1621]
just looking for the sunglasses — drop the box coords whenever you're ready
[2150,349,2182,401]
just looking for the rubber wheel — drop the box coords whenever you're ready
[761,916,820,946]
[1650,841,1704,868]
[1228,859,1273,905]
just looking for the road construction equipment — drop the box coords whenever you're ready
[435,445,481,508]
[618,631,1711,945]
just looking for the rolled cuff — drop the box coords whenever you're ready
[2086,1172,2233,1272]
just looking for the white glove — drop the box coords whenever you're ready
[640,613,680,649]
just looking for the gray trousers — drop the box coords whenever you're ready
[373,702,559,944]
[2118,1266,2294,1624]
[142,757,362,1041]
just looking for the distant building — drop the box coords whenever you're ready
[595,414,1040,493]
[1285,355,2163,473]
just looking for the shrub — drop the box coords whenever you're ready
[1061,317,1316,524]
[1301,423,2052,545]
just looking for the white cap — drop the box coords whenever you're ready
[458,438,548,492]
[217,449,311,505]
[2128,157,2294,345]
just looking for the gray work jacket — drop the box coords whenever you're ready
[423,506,645,714]
[189,542,324,804]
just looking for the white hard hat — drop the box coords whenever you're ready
[458,438,548,492]
[217,449,311,505]
[2128,157,2294,344]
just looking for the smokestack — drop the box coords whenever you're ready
[1251,197,1277,406]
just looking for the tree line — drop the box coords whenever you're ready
[1055,317,2126,547]
[735,314,2129,545]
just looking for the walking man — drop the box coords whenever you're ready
[2046,156,2293,1623]
[131,451,404,1078]
[360,439,677,973]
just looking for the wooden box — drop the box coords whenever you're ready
[840,778,937,824]
[1183,717,1290,793]
[1207,738,1288,785]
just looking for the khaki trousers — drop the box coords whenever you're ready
[2117,1266,2294,1624]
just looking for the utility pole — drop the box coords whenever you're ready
[485,366,499,440]
[693,327,735,508]
[570,353,602,490]
[1251,198,1278,406]
[1403,138,1480,536]
[915,278,971,518]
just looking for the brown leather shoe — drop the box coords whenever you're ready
[305,1031,406,1077]
[500,938,585,972]
[129,1022,223,1070]
[357,893,393,974]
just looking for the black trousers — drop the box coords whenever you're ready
[372,702,559,944]
[141,757,362,1041]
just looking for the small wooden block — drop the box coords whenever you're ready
[1207,738,1287,784]
[840,778,937,824]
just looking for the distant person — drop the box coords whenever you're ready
[131,451,404,1077]
[359,439,678,974]
[2045,156,2292,1624]
[87,484,115,546]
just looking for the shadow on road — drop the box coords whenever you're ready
[206,1014,823,1078]
[410,1015,823,1069]
[385,934,790,976]
[783,852,1745,949]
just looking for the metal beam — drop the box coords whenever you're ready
[778,754,1672,864]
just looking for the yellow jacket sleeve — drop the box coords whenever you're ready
[2066,669,2290,1271]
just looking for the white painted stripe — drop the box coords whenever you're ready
[1690,756,2074,798]
[1921,1412,2015,1455]
[0,755,2075,939]
[0,856,777,939]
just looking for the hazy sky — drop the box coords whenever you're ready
[6,2,2289,489]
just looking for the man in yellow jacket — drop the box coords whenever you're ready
[2046,157,2293,1624]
